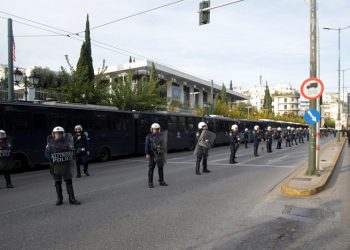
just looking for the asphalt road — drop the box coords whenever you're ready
[0,137,348,250]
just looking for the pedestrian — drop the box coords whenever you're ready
[74,125,90,178]
[0,130,14,188]
[265,126,273,153]
[194,122,215,175]
[306,128,310,141]
[229,124,240,164]
[275,127,282,149]
[45,126,81,206]
[284,126,291,147]
[252,125,262,157]
[145,123,168,188]
[243,128,249,148]
[347,129,350,145]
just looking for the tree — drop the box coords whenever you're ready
[262,81,272,113]
[31,67,58,89]
[111,63,166,111]
[219,83,228,104]
[324,117,335,128]
[229,80,233,90]
[75,14,94,85]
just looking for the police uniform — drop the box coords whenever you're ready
[284,129,291,147]
[252,127,262,157]
[74,127,90,177]
[243,129,249,148]
[299,129,304,143]
[0,131,14,188]
[229,127,240,164]
[265,129,273,153]
[195,123,212,175]
[45,127,80,205]
[145,124,167,188]
[275,129,283,149]
[292,129,298,145]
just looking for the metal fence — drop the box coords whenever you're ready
[0,88,61,101]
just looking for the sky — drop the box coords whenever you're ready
[0,0,349,93]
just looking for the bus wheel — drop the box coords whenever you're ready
[189,141,196,151]
[12,154,29,171]
[99,147,111,162]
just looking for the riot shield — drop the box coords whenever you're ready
[0,136,12,171]
[155,131,167,167]
[194,130,216,156]
[0,136,12,158]
[46,133,74,165]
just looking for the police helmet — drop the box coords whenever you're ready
[287,126,291,130]
[231,124,238,131]
[254,125,259,131]
[245,128,248,132]
[277,127,282,131]
[267,126,272,131]
[150,123,161,132]
[75,125,83,132]
[0,129,6,138]
[52,126,65,134]
[291,127,295,130]
[198,122,207,130]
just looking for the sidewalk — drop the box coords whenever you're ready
[281,137,346,196]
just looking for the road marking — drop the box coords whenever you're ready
[166,161,294,168]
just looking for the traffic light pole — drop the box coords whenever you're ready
[307,0,317,175]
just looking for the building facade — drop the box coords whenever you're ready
[104,60,248,111]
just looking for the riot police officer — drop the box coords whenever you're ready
[265,126,273,153]
[275,127,283,149]
[195,122,213,175]
[252,125,262,157]
[292,127,298,145]
[298,127,304,143]
[145,123,168,188]
[284,126,291,147]
[243,128,249,148]
[229,124,240,164]
[45,127,81,205]
[0,130,14,188]
[74,125,90,178]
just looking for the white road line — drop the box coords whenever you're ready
[166,161,294,168]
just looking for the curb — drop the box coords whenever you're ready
[281,138,346,196]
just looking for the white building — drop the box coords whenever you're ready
[104,60,248,111]
[321,92,348,128]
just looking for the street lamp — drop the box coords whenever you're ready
[323,25,350,141]
[14,68,39,101]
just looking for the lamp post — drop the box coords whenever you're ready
[323,25,350,142]
[14,68,39,101]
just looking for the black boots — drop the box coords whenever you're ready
[55,181,63,206]
[65,180,81,205]
[202,159,211,173]
[83,164,90,176]
[148,167,167,187]
[4,173,13,188]
[148,167,154,188]
[76,165,81,178]
[195,160,201,175]
[158,167,168,186]
[229,154,237,164]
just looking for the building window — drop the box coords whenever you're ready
[172,83,180,99]
[284,98,287,102]
[203,91,208,104]
[284,105,287,110]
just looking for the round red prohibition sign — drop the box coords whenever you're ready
[300,77,324,100]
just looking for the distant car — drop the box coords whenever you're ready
[306,82,318,89]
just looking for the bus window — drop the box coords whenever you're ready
[168,116,177,131]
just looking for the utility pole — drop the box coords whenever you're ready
[7,18,14,101]
[307,0,317,175]
[211,80,214,113]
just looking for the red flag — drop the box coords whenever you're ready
[12,38,16,62]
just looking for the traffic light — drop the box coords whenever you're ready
[199,1,210,25]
